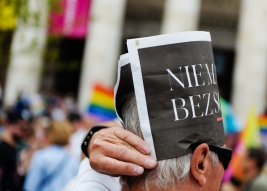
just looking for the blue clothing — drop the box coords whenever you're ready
[24,145,79,191]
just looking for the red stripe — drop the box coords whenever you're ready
[217,117,223,122]
[94,83,114,96]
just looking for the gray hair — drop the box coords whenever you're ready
[120,95,219,191]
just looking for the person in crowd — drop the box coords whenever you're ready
[0,82,3,109]
[73,155,122,191]
[72,120,127,191]
[68,112,88,160]
[14,91,31,115]
[63,113,89,191]
[0,110,7,133]
[23,121,79,191]
[0,111,27,191]
[242,148,267,191]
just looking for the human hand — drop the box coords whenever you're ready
[88,122,157,176]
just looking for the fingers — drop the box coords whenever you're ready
[101,141,157,169]
[88,125,158,176]
[114,127,151,155]
[91,156,145,176]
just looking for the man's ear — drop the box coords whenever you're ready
[190,143,210,186]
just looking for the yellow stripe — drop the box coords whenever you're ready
[90,91,114,110]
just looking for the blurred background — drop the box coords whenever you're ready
[0,0,267,191]
[0,0,266,120]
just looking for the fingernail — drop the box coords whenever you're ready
[145,159,157,168]
[134,166,144,175]
[142,146,150,153]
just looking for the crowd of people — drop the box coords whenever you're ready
[0,91,93,191]
[1,91,267,191]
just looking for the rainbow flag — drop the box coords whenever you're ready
[87,83,117,122]
[259,115,267,129]
[223,140,246,182]
[259,115,267,152]
[240,106,261,148]
[220,97,242,134]
[223,106,261,182]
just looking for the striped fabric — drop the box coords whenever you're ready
[87,83,117,122]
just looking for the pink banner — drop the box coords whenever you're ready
[49,0,92,38]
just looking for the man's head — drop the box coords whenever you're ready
[6,111,26,142]
[243,148,266,181]
[68,112,83,131]
[120,96,225,191]
[45,121,72,146]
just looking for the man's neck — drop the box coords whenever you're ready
[123,178,199,191]
[126,185,185,191]
[130,187,176,191]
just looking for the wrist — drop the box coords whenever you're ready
[81,125,107,158]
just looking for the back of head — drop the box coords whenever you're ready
[68,112,81,123]
[247,148,266,171]
[45,121,72,146]
[7,110,23,125]
[4,110,26,142]
[120,95,219,191]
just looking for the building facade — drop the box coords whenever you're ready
[0,0,266,122]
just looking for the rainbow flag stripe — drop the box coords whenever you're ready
[259,115,267,152]
[259,115,267,128]
[223,106,261,183]
[220,97,241,134]
[87,83,117,122]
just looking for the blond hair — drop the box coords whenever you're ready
[46,121,72,146]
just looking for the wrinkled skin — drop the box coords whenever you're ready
[88,123,157,176]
